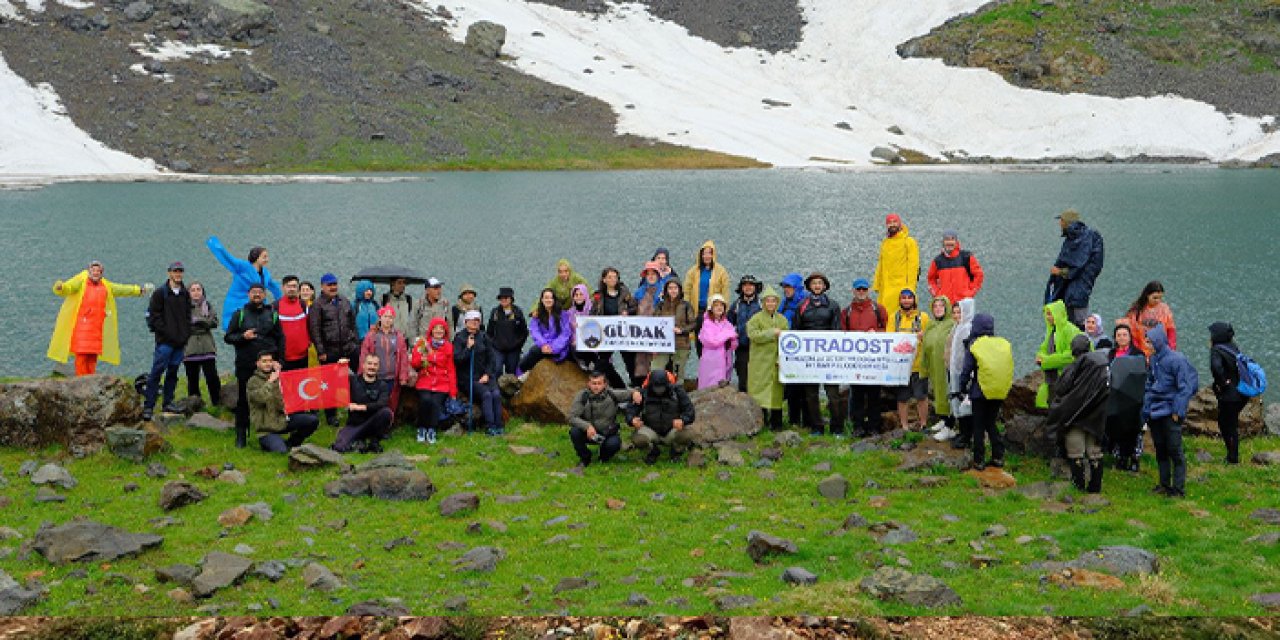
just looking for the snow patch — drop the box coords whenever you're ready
[129,63,174,83]
[0,52,158,176]
[130,35,252,62]
[431,0,1280,166]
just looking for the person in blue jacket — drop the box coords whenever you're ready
[1141,323,1199,498]
[1044,209,1105,329]
[352,279,380,340]
[206,236,282,331]
[777,272,808,426]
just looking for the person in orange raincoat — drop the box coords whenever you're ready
[48,261,150,375]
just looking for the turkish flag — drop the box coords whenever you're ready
[280,364,350,413]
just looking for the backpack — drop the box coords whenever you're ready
[1217,345,1267,398]
[970,336,1015,400]
[893,310,922,334]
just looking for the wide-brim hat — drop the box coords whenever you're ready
[496,287,515,300]
[804,272,831,291]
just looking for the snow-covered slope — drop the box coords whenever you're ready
[0,52,158,176]
[432,0,1280,167]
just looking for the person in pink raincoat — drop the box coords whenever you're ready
[697,294,738,389]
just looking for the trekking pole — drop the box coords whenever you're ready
[468,344,475,433]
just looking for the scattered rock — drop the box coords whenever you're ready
[167,587,193,604]
[105,425,164,463]
[0,376,141,453]
[761,98,791,107]
[0,569,43,615]
[746,530,797,563]
[686,449,707,468]
[715,594,758,610]
[774,431,803,447]
[198,0,274,39]
[917,475,947,488]
[1017,481,1071,501]
[869,521,918,545]
[324,453,435,501]
[1250,508,1280,525]
[871,146,902,164]
[1069,546,1159,576]
[145,463,170,478]
[444,595,469,611]
[897,439,970,472]
[508,445,542,456]
[439,492,479,517]
[240,63,277,94]
[983,524,1009,538]
[454,546,503,572]
[33,520,163,564]
[191,552,252,598]
[967,466,1018,489]
[1252,593,1280,610]
[302,562,342,591]
[217,469,246,485]
[1195,449,1215,463]
[1252,451,1280,466]
[346,600,410,616]
[859,566,962,608]
[552,576,594,593]
[30,464,76,489]
[217,506,253,527]
[1266,404,1280,437]
[782,566,818,585]
[624,592,651,607]
[185,413,232,431]
[1245,532,1280,545]
[252,560,286,582]
[688,386,764,444]
[155,563,198,586]
[466,20,507,58]
[35,487,66,503]
[606,498,626,510]
[759,447,783,462]
[1049,568,1124,590]
[817,473,849,500]
[717,446,745,467]
[288,444,351,471]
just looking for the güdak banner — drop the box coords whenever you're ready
[574,316,676,353]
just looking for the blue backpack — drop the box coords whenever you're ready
[1220,346,1267,398]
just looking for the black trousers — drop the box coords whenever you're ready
[848,385,883,434]
[334,407,394,452]
[1218,398,1246,463]
[258,413,320,453]
[1150,415,1186,491]
[496,349,520,376]
[416,390,447,430]
[799,383,825,432]
[784,385,804,425]
[1105,414,1141,459]
[734,345,750,393]
[569,426,621,465]
[185,360,221,402]
[519,349,558,374]
[234,365,254,445]
[971,397,1004,463]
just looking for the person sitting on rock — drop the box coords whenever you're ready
[568,371,642,469]
[246,351,319,453]
[333,353,394,454]
[1046,335,1110,493]
[628,370,696,464]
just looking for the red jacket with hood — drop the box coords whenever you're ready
[927,243,984,302]
[410,317,457,395]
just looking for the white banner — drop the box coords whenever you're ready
[778,331,918,385]
[574,315,676,353]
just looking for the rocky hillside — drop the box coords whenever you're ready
[899,0,1280,119]
[0,0,759,173]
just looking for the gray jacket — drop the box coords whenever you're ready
[567,388,633,436]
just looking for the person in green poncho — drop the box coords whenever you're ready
[1035,300,1084,408]
[746,285,790,431]
[919,295,955,438]
[544,258,589,309]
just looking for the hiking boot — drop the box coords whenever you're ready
[989,457,1005,468]
[951,437,970,450]
[644,446,661,465]
[326,414,340,427]
[1069,458,1087,492]
[416,428,427,443]
[1086,459,1104,494]
[162,403,180,414]
[366,440,384,454]
[1150,484,1170,496]
[141,409,154,422]
[426,429,438,445]
[968,458,986,472]
[1165,488,1186,499]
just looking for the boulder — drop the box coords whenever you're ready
[716,445,745,467]
[122,1,154,22]
[1185,392,1265,438]
[869,521,918,545]
[1002,413,1056,458]
[746,530,797,563]
[0,376,141,452]
[30,463,76,489]
[1069,546,1159,576]
[896,438,970,472]
[0,569,43,615]
[196,0,274,38]
[454,546,503,572]
[324,452,435,501]
[859,566,962,608]
[170,395,205,416]
[155,564,198,586]
[781,567,818,586]
[191,552,252,598]
[105,425,167,462]
[817,473,849,500]
[510,361,588,424]
[288,444,351,471]
[465,20,506,58]
[439,492,479,517]
[159,481,208,511]
[1003,370,1047,419]
[33,520,163,564]
[240,63,277,93]
[303,562,342,591]
[1266,404,1280,437]
[870,146,902,164]
[687,385,764,445]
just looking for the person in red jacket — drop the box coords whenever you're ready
[926,230,984,302]
[411,316,457,444]
[277,276,312,371]
[841,278,889,437]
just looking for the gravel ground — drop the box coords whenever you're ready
[527,0,805,52]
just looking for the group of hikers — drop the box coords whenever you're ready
[46,210,1264,498]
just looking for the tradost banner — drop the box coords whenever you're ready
[574,315,676,353]
[778,331,918,385]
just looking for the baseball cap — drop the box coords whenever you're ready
[167,261,184,271]
[852,278,871,290]
[320,273,338,285]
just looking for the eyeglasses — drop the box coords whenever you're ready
[855,287,869,291]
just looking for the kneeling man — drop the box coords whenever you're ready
[628,370,696,464]
[247,351,320,453]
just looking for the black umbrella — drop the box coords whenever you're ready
[349,265,428,285]
[1107,355,1147,418]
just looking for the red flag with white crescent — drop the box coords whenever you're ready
[279,364,350,413]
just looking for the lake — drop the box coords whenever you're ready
[1,167,1275,396]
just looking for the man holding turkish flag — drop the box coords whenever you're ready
[281,362,351,414]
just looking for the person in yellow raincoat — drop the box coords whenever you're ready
[872,213,920,317]
[683,240,731,354]
[48,261,149,375]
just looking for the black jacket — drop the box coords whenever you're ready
[348,373,390,424]
[627,382,695,436]
[795,293,841,331]
[1046,335,1110,444]
[224,302,284,369]
[147,283,192,346]
[1209,321,1243,403]
[308,294,359,360]
[453,329,502,389]
[486,305,529,352]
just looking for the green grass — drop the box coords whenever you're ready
[2,411,1279,617]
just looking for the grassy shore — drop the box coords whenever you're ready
[2,399,1278,619]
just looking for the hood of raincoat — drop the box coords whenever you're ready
[1209,321,1234,345]
[760,285,781,302]
[1147,323,1170,354]
[1044,300,1071,329]
[355,280,377,303]
[780,272,804,290]
[929,295,952,322]
[970,313,995,340]
[426,316,451,340]
[1070,333,1092,357]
